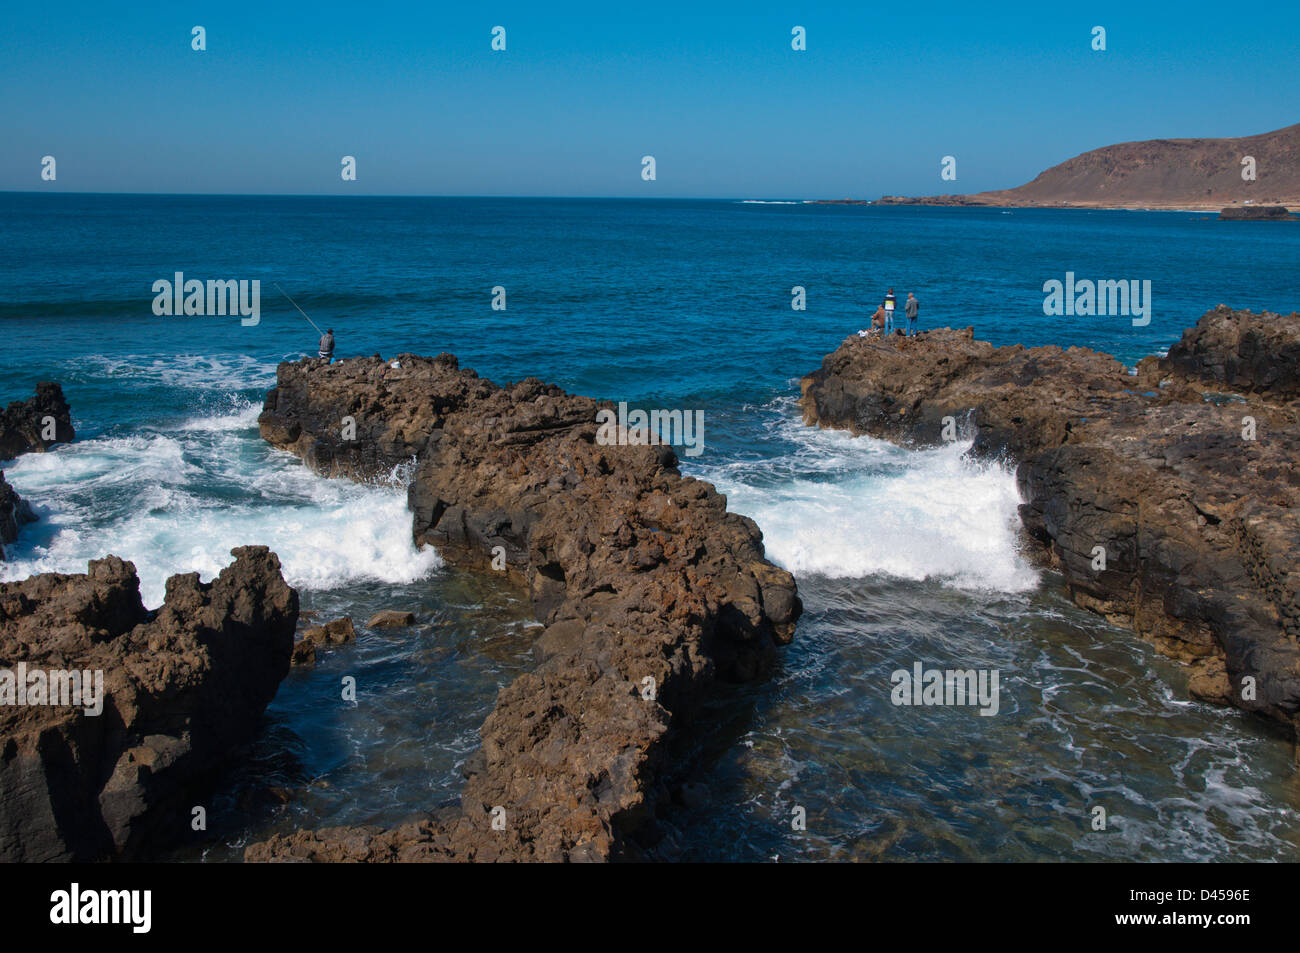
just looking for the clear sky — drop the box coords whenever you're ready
[2,0,1297,198]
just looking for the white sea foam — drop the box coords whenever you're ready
[691,408,1038,593]
[73,353,281,392]
[1,405,441,608]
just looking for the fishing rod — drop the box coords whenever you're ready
[273,282,325,336]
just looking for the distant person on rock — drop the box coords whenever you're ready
[883,288,897,333]
[905,292,919,336]
[871,304,887,335]
[319,329,335,364]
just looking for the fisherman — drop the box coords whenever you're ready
[319,328,335,364]
[870,304,887,335]
[905,292,919,336]
[883,288,897,333]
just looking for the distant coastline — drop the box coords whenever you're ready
[842,123,1300,213]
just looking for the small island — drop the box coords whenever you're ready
[1219,205,1298,220]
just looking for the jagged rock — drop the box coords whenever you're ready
[799,307,1300,738]
[302,617,357,645]
[366,610,415,628]
[0,382,75,459]
[248,354,801,861]
[0,547,298,861]
[1162,304,1300,400]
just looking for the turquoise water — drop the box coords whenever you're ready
[2,194,1298,860]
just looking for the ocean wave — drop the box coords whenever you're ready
[67,353,282,393]
[1,408,441,607]
[688,402,1038,593]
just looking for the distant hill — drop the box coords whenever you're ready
[876,124,1300,210]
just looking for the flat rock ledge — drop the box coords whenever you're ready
[800,306,1300,736]
[1,382,75,560]
[0,546,298,861]
[247,354,801,861]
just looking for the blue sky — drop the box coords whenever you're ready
[2,1,1297,197]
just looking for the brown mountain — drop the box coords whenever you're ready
[876,123,1300,210]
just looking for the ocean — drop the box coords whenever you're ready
[2,193,1298,860]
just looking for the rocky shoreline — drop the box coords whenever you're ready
[0,547,297,861]
[2,382,301,862]
[246,354,801,861]
[800,306,1300,737]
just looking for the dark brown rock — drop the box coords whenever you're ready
[799,308,1300,738]
[290,639,316,666]
[248,353,801,861]
[1162,304,1300,400]
[0,382,74,459]
[365,610,416,629]
[303,616,357,645]
[0,547,298,861]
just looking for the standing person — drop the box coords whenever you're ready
[883,288,897,333]
[319,328,335,364]
[905,292,919,336]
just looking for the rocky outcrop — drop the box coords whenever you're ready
[1219,205,1298,220]
[0,472,36,560]
[366,610,415,628]
[799,307,1300,736]
[1162,305,1300,400]
[248,354,800,861]
[0,382,75,459]
[0,547,298,861]
[0,382,74,560]
[302,616,356,646]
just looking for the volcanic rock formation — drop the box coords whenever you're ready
[0,547,298,861]
[799,307,1300,735]
[0,382,75,459]
[248,354,800,861]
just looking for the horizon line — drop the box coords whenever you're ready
[0,190,858,201]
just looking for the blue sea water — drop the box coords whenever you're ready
[2,194,1298,860]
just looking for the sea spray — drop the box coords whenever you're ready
[0,407,441,606]
[685,405,1037,592]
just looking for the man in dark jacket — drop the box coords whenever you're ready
[319,329,335,363]
[905,293,919,336]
